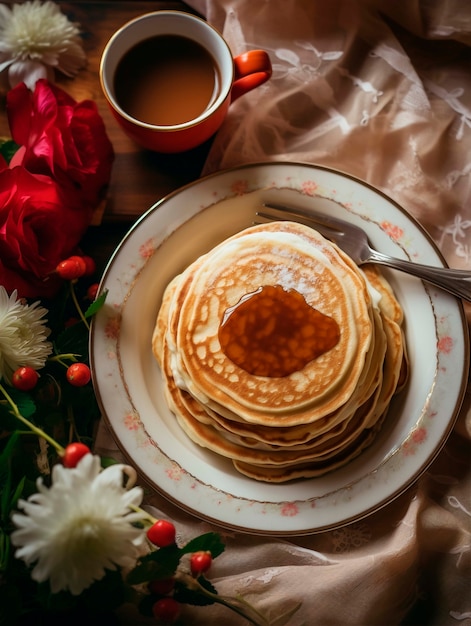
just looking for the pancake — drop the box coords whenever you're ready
[152,221,408,482]
[163,222,374,425]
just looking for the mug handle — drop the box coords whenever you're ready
[231,50,272,102]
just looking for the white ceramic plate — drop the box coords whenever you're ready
[90,162,469,535]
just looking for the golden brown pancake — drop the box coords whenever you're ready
[152,221,408,482]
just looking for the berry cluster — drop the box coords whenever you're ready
[54,448,221,625]
[56,255,96,281]
[145,520,214,623]
[11,254,100,393]
[11,361,92,391]
[1,249,268,625]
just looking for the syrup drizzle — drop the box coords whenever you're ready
[219,284,340,377]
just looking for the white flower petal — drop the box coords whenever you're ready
[11,454,147,596]
[0,58,13,72]
[0,0,86,88]
[12,61,51,89]
[0,4,12,22]
[0,287,53,383]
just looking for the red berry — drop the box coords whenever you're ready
[11,366,39,391]
[66,363,91,387]
[190,551,212,576]
[86,283,99,300]
[152,597,180,623]
[62,442,91,468]
[82,256,96,276]
[146,519,176,547]
[56,256,87,280]
[148,577,175,595]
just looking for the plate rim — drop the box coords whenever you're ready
[91,161,470,536]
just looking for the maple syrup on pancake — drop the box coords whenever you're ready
[219,285,340,377]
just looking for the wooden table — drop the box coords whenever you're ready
[0,1,213,270]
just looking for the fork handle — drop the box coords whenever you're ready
[368,249,471,301]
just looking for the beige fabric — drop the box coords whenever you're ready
[197,0,471,284]
[96,1,471,623]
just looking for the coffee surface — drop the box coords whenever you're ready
[114,35,219,126]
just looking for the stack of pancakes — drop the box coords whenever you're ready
[152,221,408,482]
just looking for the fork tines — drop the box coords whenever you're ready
[261,203,345,231]
[256,203,342,240]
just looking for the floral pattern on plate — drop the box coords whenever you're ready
[91,163,468,535]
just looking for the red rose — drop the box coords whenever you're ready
[0,167,90,299]
[7,79,114,211]
[0,79,115,298]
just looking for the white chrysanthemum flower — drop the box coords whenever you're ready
[0,286,52,384]
[0,0,86,89]
[11,454,147,595]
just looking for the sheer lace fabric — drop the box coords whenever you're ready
[97,2,471,623]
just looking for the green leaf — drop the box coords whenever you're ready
[10,475,26,511]
[7,388,36,419]
[100,455,121,469]
[84,289,108,319]
[181,532,225,559]
[0,139,20,164]
[127,545,182,585]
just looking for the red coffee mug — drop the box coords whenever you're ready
[100,11,272,153]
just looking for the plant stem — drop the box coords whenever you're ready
[70,281,89,330]
[129,503,157,525]
[179,573,268,626]
[0,383,65,455]
[48,353,80,367]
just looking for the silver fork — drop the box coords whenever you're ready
[256,202,471,302]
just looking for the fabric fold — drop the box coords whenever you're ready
[98,1,471,622]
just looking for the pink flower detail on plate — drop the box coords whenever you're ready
[403,427,427,456]
[412,427,427,444]
[139,238,155,259]
[381,221,404,241]
[402,438,416,456]
[166,463,184,481]
[301,180,318,196]
[138,437,152,449]
[105,315,120,340]
[231,179,249,195]
[438,335,453,354]
[281,502,299,517]
[124,412,140,431]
